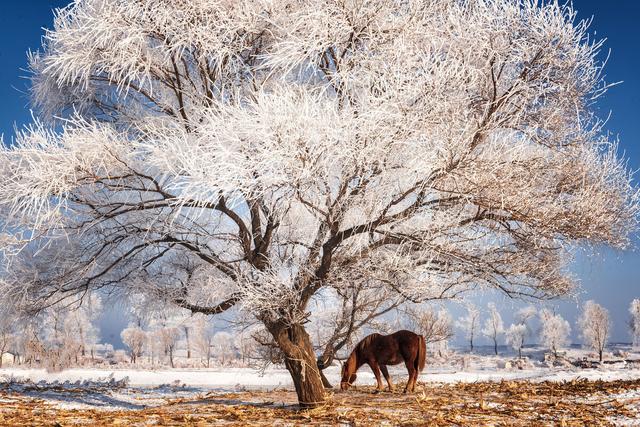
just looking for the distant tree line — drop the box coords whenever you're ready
[1,296,638,369]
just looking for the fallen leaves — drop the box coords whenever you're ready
[0,378,638,426]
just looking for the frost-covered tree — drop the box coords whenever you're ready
[578,300,610,361]
[0,0,638,406]
[18,324,44,367]
[36,306,89,369]
[505,323,527,359]
[234,324,261,366]
[156,326,181,368]
[0,315,14,368]
[482,302,505,355]
[629,299,640,348]
[457,304,481,352]
[405,306,454,350]
[63,293,103,360]
[146,329,165,365]
[504,305,537,358]
[539,309,571,357]
[192,315,215,368]
[515,306,537,345]
[121,325,146,364]
[126,294,154,329]
[213,331,236,366]
[134,299,189,367]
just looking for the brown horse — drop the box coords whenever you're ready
[340,330,426,393]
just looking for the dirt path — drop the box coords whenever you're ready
[1,378,639,426]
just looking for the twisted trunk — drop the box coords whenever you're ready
[268,322,326,408]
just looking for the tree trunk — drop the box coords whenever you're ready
[599,349,603,362]
[318,365,333,388]
[268,322,326,408]
[494,339,498,355]
[470,337,473,352]
[316,351,336,388]
[0,344,7,368]
[184,327,191,359]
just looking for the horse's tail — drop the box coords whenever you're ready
[417,334,427,373]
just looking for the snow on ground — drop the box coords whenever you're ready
[1,345,639,411]
[3,361,638,396]
[0,367,294,390]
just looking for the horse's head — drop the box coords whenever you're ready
[340,357,357,390]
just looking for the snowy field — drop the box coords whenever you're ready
[2,365,640,411]
[2,355,640,405]
[1,345,639,414]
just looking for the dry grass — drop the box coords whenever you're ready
[1,378,639,426]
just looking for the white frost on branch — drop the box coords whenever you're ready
[505,323,527,359]
[539,309,571,357]
[1,0,637,314]
[577,300,610,361]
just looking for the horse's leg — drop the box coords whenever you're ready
[411,353,421,392]
[380,364,394,392]
[369,361,384,392]
[409,369,418,392]
[408,354,420,392]
[403,359,416,393]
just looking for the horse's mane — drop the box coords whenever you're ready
[355,333,381,353]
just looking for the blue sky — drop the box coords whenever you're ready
[0,1,638,348]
